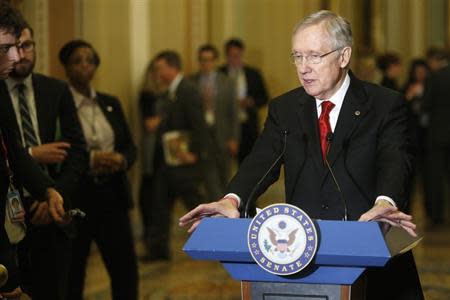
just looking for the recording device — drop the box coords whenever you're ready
[65,208,86,219]
[324,132,348,221]
[244,130,289,218]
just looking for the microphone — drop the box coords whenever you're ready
[324,132,348,221]
[244,130,289,218]
[0,264,7,288]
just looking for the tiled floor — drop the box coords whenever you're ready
[82,180,450,300]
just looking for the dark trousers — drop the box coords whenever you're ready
[67,183,138,300]
[425,139,450,224]
[366,251,424,300]
[139,174,154,252]
[18,225,72,300]
[148,165,204,258]
[204,130,231,200]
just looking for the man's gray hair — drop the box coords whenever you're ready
[293,10,353,49]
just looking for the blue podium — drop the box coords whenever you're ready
[183,218,416,300]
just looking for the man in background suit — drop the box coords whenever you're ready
[220,38,269,163]
[148,50,211,260]
[190,44,240,200]
[0,24,87,300]
[0,3,66,298]
[181,10,423,300]
[423,58,450,226]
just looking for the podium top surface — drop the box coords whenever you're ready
[183,218,391,267]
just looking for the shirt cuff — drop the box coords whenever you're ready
[89,150,96,169]
[375,195,397,208]
[28,147,33,156]
[223,193,241,208]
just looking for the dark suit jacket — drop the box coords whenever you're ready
[156,78,211,172]
[228,72,414,220]
[219,65,268,108]
[219,65,268,127]
[75,92,136,209]
[190,72,240,152]
[423,64,450,144]
[0,122,53,292]
[0,73,87,208]
[227,72,423,299]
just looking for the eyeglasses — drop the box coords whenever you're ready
[0,40,35,56]
[17,40,35,52]
[290,47,344,65]
[0,42,19,55]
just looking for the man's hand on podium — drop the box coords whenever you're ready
[179,197,240,233]
[359,200,417,237]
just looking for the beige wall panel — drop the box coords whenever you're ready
[209,0,322,98]
[149,0,189,71]
[410,0,426,58]
[81,0,132,116]
[21,0,51,75]
[48,0,76,79]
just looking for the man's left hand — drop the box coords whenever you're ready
[359,200,417,237]
[45,188,65,224]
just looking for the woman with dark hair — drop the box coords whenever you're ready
[59,40,138,300]
[402,59,430,213]
[376,52,402,91]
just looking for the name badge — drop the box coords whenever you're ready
[7,189,24,223]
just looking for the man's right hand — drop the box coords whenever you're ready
[0,286,22,299]
[144,116,161,133]
[30,201,51,225]
[179,197,240,233]
[31,142,71,164]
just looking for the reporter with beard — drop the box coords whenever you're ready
[0,3,66,299]
[0,22,87,300]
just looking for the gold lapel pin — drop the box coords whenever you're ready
[355,110,360,116]
[107,106,113,112]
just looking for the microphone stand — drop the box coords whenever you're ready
[244,130,288,218]
[324,132,348,221]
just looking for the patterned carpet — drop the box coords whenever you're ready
[81,181,450,300]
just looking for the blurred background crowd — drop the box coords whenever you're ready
[1,0,450,299]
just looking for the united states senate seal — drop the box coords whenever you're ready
[247,203,318,275]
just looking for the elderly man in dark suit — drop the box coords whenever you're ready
[0,23,87,300]
[219,38,269,163]
[148,50,211,261]
[190,44,240,200]
[181,10,423,300]
[0,3,66,298]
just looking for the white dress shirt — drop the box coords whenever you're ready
[5,76,42,147]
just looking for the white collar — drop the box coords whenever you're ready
[70,85,97,109]
[169,73,183,95]
[5,75,33,92]
[315,73,350,109]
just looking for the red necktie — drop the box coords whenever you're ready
[318,101,335,161]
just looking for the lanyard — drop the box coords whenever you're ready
[0,130,16,190]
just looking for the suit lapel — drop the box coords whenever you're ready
[32,75,49,142]
[320,73,370,184]
[0,81,21,140]
[297,93,323,171]
[96,95,117,134]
